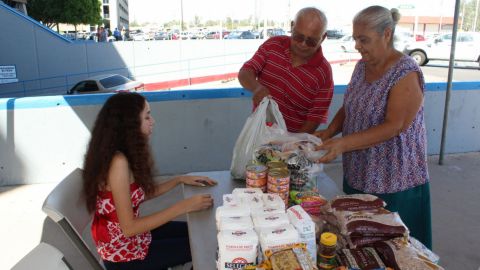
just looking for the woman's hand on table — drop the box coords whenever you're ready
[315,137,346,163]
[182,194,214,213]
[180,175,217,187]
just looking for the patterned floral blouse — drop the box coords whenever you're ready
[91,183,152,262]
[342,55,429,194]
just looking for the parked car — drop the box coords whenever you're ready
[326,29,345,39]
[205,31,230,39]
[339,32,415,53]
[154,31,168,40]
[404,32,480,66]
[259,28,285,39]
[339,35,356,52]
[67,74,144,95]
[225,31,256,39]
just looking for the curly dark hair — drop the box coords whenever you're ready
[83,92,155,213]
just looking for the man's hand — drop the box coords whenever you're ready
[252,84,270,106]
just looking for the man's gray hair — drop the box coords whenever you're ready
[294,7,328,34]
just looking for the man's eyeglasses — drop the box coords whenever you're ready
[291,31,320,48]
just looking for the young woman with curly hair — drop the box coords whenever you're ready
[83,92,215,270]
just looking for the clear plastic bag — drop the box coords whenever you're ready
[230,97,287,179]
[254,126,325,191]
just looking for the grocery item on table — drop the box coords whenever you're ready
[259,224,300,260]
[241,193,265,211]
[246,164,268,192]
[329,194,386,212]
[217,229,259,270]
[254,129,324,192]
[215,205,251,228]
[265,243,318,270]
[217,215,254,231]
[290,190,328,216]
[373,237,444,270]
[232,187,264,197]
[336,246,386,269]
[318,232,338,270]
[287,205,317,264]
[251,206,286,217]
[267,168,290,207]
[261,193,286,209]
[334,209,409,248]
[222,194,239,206]
[253,212,290,233]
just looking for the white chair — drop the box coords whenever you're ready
[42,168,104,270]
[11,242,71,270]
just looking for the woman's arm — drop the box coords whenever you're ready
[108,153,213,237]
[151,175,217,198]
[317,72,423,163]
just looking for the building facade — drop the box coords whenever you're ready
[2,0,27,14]
[101,0,129,31]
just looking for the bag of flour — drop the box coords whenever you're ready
[217,229,259,270]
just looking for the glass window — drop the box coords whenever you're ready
[100,75,131,88]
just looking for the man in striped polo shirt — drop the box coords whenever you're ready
[238,7,334,133]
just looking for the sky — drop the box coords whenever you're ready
[129,0,456,29]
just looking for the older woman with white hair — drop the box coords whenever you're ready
[315,5,432,249]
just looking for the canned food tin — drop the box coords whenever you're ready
[246,177,267,187]
[267,182,289,193]
[246,164,268,180]
[266,161,288,170]
[268,168,290,186]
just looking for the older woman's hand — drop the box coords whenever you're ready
[315,138,346,163]
[313,129,331,142]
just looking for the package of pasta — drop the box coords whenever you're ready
[265,243,318,270]
[372,237,444,270]
[329,194,386,212]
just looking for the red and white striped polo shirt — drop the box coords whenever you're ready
[241,36,334,132]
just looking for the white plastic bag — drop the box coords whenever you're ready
[230,97,287,179]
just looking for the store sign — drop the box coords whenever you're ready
[0,65,19,84]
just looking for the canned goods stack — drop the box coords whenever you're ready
[245,164,268,192]
[267,168,290,207]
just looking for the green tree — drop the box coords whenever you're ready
[27,0,64,28]
[461,0,480,31]
[28,0,101,31]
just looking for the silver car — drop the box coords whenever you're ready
[67,74,144,95]
[404,32,480,66]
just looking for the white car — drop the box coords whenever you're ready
[67,74,144,95]
[404,32,480,66]
[339,31,414,53]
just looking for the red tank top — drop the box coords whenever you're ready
[91,183,152,262]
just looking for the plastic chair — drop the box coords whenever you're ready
[11,242,72,270]
[42,168,104,270]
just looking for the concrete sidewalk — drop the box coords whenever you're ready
[1,152,479,269]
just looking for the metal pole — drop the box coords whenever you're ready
[439,0,461,165]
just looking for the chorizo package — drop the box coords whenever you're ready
[330,194,386,212]
[335,210,409,239]
[336,247,387,269]
[372,238,445,270]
